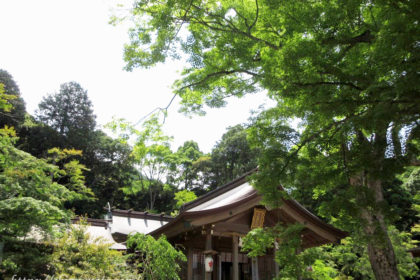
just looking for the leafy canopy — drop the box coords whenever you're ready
[118,0,419,278]
[126,233,186,280]
[0,128,74,239]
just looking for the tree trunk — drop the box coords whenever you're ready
[350,129,401,279]
[356,177,400,279]
[367,239,400,280]
[149,187,155,211]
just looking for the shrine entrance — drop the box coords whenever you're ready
[219,252,251,280]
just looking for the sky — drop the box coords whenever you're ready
[0,0,273,153]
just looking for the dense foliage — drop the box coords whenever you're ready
[126,233,186,280]
[0,82,88,277]
[0,70,25,129]
[51,220,138,279]
[2,0,419,275]
[119,0,419,278]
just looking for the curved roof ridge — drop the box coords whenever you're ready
[181,168,257,212]
[150,169,347,241]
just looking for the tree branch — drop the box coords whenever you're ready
[176,69,259,92]
[278,110,367,175]
[189,4,280,50]
[293,81,363,91]
[249,0,259,32]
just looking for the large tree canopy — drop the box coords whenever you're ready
[36,82,96,147]
[121,0,419,278]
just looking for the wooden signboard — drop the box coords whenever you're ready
[251,208,266,229]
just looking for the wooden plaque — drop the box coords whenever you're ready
[251,208,266,229]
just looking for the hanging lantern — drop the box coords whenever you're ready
[205,255,214,272]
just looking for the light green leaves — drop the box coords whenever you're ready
[0,130,73,239]
[126,233,186,280]
[107,113,175,210]
[0,82,16,113]
[51,219,138,279]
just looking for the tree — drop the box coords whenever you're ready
[170,140,204,190]
[119,0,420,278]
[71,130,138,217]
[0,128,73,241]
[171,189,197,216]
[0,69,26,129]
[0,129,91,278]
[208,124,258,189]
[36,81,96,151]
[35,82,138,217]
[108,115,177,212]
[51,219,138,279]
[126,233,186,280]
[0,89,95,277]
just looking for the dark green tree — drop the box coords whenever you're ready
[36,81,96,151]
[78,130,137,216]
[0,69,26,129]
[119,0,420,278]
[34,82,138,217]
[170,140,204,190]
[209,124,258,189]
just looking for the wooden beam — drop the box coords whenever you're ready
[213,222,250,234]
[232,235,239,280]
[213,231,246,238]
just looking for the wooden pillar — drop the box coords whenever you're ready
[251,257,259,280]
[187,247,193,280]
[232,235,239,280]
[217,254,222,280]
[205,228,212,280]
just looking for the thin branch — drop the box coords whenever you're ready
[293,81,363,91]
[177,69,258,92]
[249,0,259,32]
[0,111,20,121]
[232,7,250,30]
[134,68,257,126]
[134,93,178,126]
[173,0,194,39]
[189,4,280,50]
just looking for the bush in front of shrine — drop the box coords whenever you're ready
[126,233,186,280]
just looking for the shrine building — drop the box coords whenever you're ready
[148,171,347,280]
